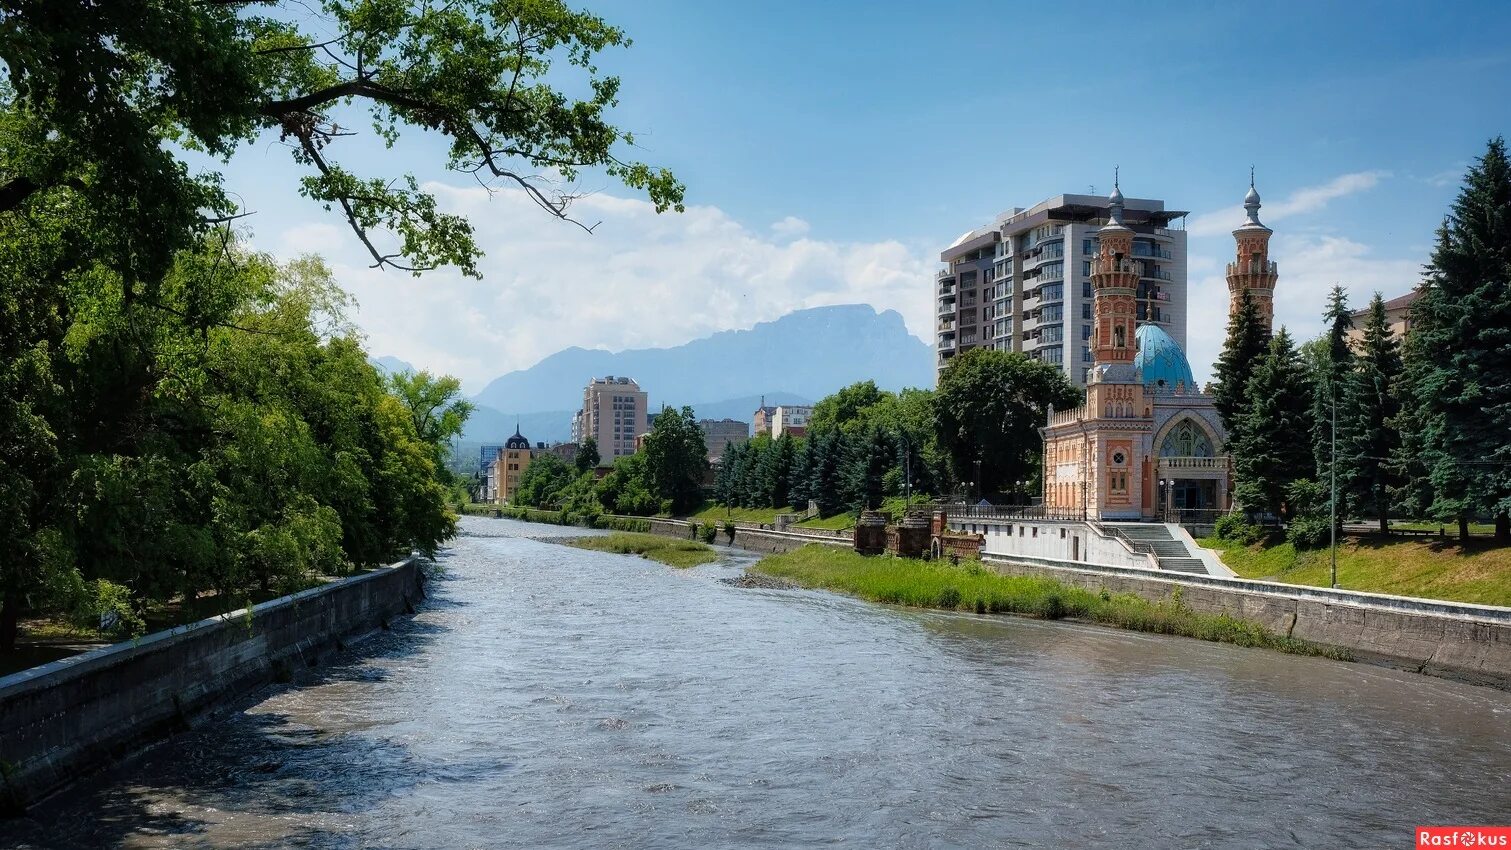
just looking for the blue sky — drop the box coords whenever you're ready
[224,1,1511,390]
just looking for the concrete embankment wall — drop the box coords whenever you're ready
[0,558,425,812]
[983,555,1511,689]
[953,516,1156,570]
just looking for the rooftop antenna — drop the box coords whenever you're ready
[1114,165,1120,190]
[1250,164,1255,188]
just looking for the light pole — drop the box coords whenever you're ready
[1330,385,1338,589]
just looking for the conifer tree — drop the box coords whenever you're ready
[1212,289,1271,438]
[1311,285,1354,481]
[788,438,814,510]
[1231,328,1315,519]
[1399,137,1511,541]
[844,425,896,513]
[1340,293,1403,533]
[809,432,847,517]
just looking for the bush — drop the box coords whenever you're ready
[1287,515,1332,550]
[1214,513,1266,546]
[936,585,962,609]
[722,520,736,542]
[687,521,699,539]
[700,523,717,544]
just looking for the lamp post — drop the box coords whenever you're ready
[1330,385,1338,589]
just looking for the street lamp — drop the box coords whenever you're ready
[1330,384,1338,589]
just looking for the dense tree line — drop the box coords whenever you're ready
[1218,138,1511,543]
[0,235,465,649]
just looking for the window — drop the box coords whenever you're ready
[1060,528,1066,539]
[1081,303,1091,320]
[1032,527,1038,538]
[1082,346,1092,363]
[1082,238,1094,256]
[1041,283,1064,302]
[1081,324,1091,340]
[1082,260,1092,277]
[1082,282,1093,298]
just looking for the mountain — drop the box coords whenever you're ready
[370,355,415,375]
[471,304,932,415]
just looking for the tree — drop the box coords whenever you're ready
[934,349,1079,497]
[0,0,684,285]
[807,432,847,517]
[1231,328,1315,519]
[1212,288,1272,438]
[576,437,600,474]
[1340,293,1403,533]
[808,381,885,436]
[640,406,707,515]
[1399,138,1511,541]
[388,370,473,475]
[843,425,896,512]
[1311,285,1355,482]
[513,454,573,508]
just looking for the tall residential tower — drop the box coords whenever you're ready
[936,190,1187,387]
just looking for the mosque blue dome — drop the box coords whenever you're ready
[1133,324,1195,390]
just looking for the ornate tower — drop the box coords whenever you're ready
[1225,174,1279,329]
[1089,175,1140,372]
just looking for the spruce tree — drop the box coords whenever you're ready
[1212,288,1271,438]
[1231,328,1315,519]
[809,432,847,517]
[1311,286,1354,482]
[1340,293,1403,533]
[1399,137,1511,541]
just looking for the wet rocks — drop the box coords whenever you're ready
[719,572,797,590]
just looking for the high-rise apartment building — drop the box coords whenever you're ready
[771,405,812,439]
[937,190,1187,387]
[571,375,648,464]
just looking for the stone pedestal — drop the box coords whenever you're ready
[853,510,889,556]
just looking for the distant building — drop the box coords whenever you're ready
[772,405,812,439]
[571,375,647,464]
[698,418,750,460]
[752,397,776,438]
[1348,289,1420,347]
[543,442,578,466]
[491,428,534,504]
[480,444,504,467]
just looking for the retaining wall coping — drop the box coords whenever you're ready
[981,553,1511,626]
[0,556,418,701]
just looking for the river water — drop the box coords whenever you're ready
[5,516,1509,849]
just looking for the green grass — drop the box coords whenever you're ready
[752,545,1349,659]
[458,502,499,516]
[683,502,792,525]
[1387,520,1497,535]
[569,532,719,569]
[1202,535,1511,606]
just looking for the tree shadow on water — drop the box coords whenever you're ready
[3,588,508,850]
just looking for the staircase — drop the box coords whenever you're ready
[1107,524,1208,574]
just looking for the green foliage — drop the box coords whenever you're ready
[388,370,473,478]
[752,546,1348,659]
[1398,137,1511,540]
[700,523,717,544]
[1286,516,1332,551]
[0,237,458,649]
[722,520,736,542]
[934,348,1079,497]
[1340,293,1404,532]
[640,406,708,515]
[1310,285,1354,481]
[575,437,600,473]
[1212,289,1272,438]
[1231,328,1315,518]
[1213,513,1266,546]
[0,0,684,281]
[569,532,717,569]
[512,453,574,508]
[82,580,146,641]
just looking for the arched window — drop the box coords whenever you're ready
[1159,420,1214,457]
[1114,325,1126,348]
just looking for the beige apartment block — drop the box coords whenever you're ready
[571,375,648,464]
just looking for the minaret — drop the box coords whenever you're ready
[1226,170,1279,330]
[1089,170,1140,375]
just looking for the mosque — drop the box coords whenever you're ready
[1041,178,1279,520]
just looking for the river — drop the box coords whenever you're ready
[5,516,1508,848]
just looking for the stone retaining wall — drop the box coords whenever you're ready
[610,516,850,555]
[983,555,1511,689]
[0,558,425,812]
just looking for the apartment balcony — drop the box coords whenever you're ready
[936,269,956,281]
[937,297,956,316]
[1141,269,1173,281]
[938,316,955,332]
[938,336,956,352]
[1132,246,1173,260]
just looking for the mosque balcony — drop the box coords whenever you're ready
[1227,260,1279,276]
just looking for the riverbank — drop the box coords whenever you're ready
[1202,535,1511,606]
[752,545,1350,660]
[569,533,718,568]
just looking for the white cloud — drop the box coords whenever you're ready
[770,215,811,238]
[1184,232,1423,385]
[270,186,932,391]
[1187,171,1390,236]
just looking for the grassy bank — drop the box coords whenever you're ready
[685,495,930,532]
[1202,535,1511,607]
[569,532,718,569]
[752,545,1350,659]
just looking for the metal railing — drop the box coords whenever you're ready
[941,503,1087,522]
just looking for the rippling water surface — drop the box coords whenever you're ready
[7,516,1509,849]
